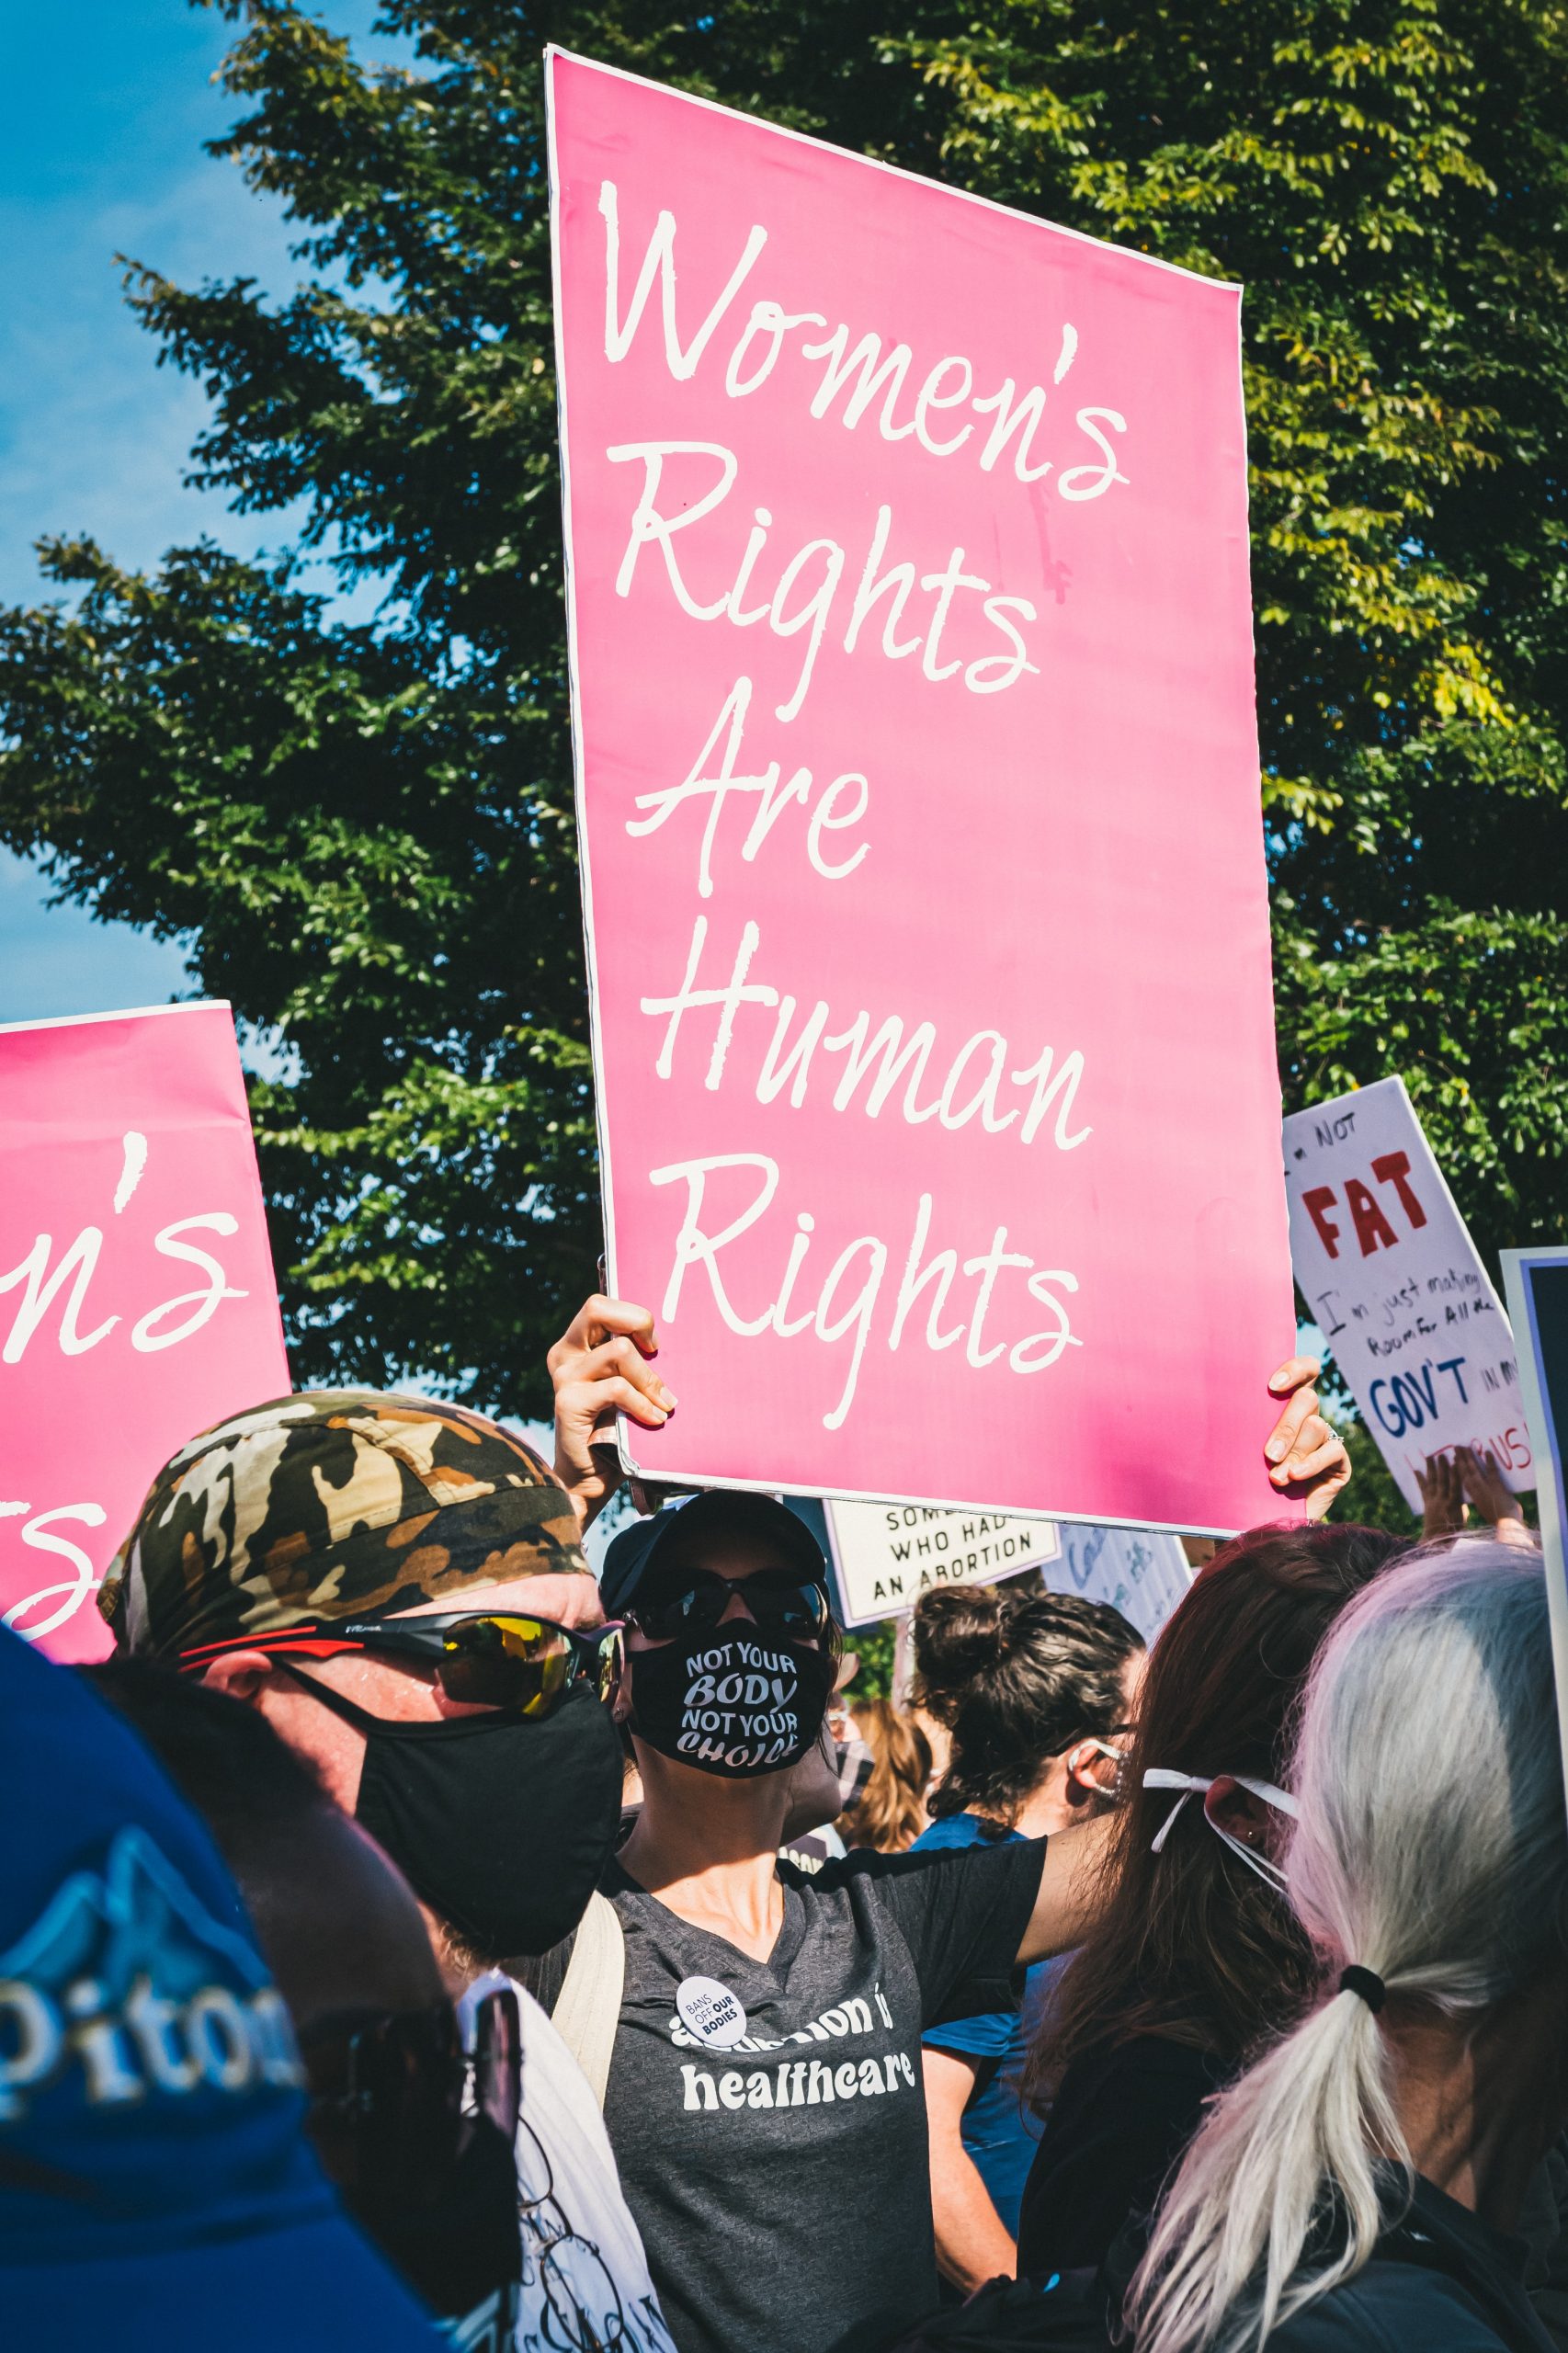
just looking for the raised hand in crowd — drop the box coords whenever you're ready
[1415,1447,1466,1538]
[1417,1443,1533,1545]
[1262,1355,1352,1518]
[1457,1443,1534,1542]
[548,1290,676,1528]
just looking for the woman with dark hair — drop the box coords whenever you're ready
[912,1584,1146,2292]
[915,1585,1142,1836]
[1015,1521,1407,2290]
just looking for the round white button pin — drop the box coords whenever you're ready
[676,1973,748,2050]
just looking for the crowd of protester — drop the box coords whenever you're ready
[6,1286,1561,2353]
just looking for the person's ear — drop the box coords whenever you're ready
[1204,1775,1271,1848]
[611,1654,634,1725]
[198,1651,278,1708]
[1062,1741,1117,1808]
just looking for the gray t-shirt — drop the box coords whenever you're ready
[599,1837,1046,2353]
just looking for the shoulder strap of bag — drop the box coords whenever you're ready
[548,1890,626,2109]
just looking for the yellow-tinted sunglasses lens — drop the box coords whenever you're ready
[595,1625,626,1705]
[438,1616,571,1713]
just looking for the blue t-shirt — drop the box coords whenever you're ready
[915,1812,1064,2238]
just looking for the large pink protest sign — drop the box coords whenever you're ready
[0,1003,290,1660]
[548,51,1294,1531]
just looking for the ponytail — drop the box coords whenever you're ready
[1129,1983,1399,2351]
[1127,1540,1566,2353]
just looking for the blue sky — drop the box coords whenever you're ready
[0,1,395,1026]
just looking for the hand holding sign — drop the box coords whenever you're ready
[549,1290,674,1526]
[1263,1356,1351,1518]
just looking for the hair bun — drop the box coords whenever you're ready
[912,1586,1006,1700]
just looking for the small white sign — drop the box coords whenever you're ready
[1284,1077,1530,1511]
[676,1975,749,2050]
[825,1502,1062,1631]
[1052,1522,1193,1645]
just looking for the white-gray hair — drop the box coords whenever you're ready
[1126,1536,1565,2353]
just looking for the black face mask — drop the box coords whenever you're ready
[286,1671,624,1959]
[630,1630,835,1778]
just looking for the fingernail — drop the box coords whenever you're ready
[1270,1463,1290,1483]
[1266,1438,1287,1462]
[656,1383,677,1410]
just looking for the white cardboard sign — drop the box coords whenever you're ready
[1283,1077,1530,1511]
[824,1499,1191,1643]
[1051,1521,1193,1645]
[824,1501,1060,1628]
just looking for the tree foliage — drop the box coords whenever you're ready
[3,0,1565,1418]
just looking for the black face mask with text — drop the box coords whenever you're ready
[285,1670,624,1960]
[630,1631,835,1777]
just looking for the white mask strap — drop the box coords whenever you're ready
[1143,1768,1299,1893]
[1144,1768,1209,1853]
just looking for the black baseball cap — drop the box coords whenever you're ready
[599,1491,830,1620]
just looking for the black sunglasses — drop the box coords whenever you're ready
[628,1565,831,1645]
[180,1611,625,1717]
[302,1988,519,2202]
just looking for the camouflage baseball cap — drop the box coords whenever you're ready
[100,1391,589,1657]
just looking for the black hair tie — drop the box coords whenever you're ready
[1339,1964,1387,2013]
